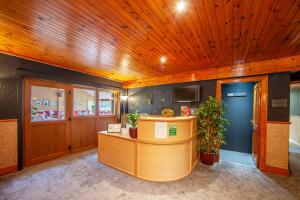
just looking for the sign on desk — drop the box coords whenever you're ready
[155,122,168,139]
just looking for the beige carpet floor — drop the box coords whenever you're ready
[0,149,300,200]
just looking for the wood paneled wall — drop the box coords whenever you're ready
[0,119,18,175]
[124,55,300,88]
[0,1,299,81]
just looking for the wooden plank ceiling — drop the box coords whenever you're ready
[0,0,299,82]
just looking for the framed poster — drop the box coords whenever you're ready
[107,123,122,133]
[50,101,58,106]
[43,99,49,106]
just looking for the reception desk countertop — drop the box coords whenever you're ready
[139,115,196,122]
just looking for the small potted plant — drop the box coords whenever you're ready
[195,96,228,165]
[127,112,139,138]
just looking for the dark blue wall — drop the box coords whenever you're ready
[128,80,216,116]
[221,82,255,154]
[0,53,122,170]
[268,73,290,122]
[0,53,123,119]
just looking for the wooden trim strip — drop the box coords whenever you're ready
[0,119,18,122]
[123,55,300,88]
[261,165,289,176]
[0,165,18,176]
[137,137,195,145]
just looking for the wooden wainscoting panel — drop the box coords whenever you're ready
[29,123,68,164]
[0,119,18,175]
[266,122,289,170]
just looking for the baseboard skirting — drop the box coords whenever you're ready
[0,165,18,176]
[261,165,289,176]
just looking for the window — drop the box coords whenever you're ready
[31,86,65,122]
[99,91,115,115]
[73,88,96,116]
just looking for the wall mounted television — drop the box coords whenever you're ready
[172,85,200,102]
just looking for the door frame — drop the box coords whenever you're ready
[23,78,120,167]
[216,75,268,170]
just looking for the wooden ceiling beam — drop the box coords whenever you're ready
[123,55,300,88]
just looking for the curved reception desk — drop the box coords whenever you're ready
[97,116,199,182]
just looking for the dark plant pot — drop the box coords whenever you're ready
[129,127,137,138]
[200,151,215,165]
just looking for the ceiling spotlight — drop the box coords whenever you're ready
[160,56,167,64]
[176,1,186,12]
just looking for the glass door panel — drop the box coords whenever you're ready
[31,86,65,122]
[73,88,96,117]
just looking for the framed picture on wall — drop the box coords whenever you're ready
[43,99,49,107]
[107,123,122,133]
[34,100,41,106]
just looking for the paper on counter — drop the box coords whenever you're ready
[155,122,168,139]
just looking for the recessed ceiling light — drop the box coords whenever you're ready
[160,56,167,64]
[176,1,186,12]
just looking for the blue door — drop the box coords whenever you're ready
[221,82,255,154]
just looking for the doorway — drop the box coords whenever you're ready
[216,76,268,169]
[289,83,300,153]
[24,79,119,166]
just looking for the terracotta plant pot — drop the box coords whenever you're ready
[200,151,215,165]
[214,153,220,163]
[129,127,137,138]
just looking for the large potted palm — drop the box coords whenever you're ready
[127,112,139,138]
[195,96,228,165]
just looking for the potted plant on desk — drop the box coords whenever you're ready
[195,96,228,165]
[127,112,139,138]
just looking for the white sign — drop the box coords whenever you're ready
[155,122,168,139]
[107,123,122,133]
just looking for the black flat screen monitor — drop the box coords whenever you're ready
[172,85,200,102]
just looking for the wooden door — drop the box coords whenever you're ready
[71,87,97,152]
[252,82,261,167]
[24,79,71,166]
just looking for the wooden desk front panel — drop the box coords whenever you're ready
[137,120,193,142]
[98,135,136,175]
[136,142,191,182]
